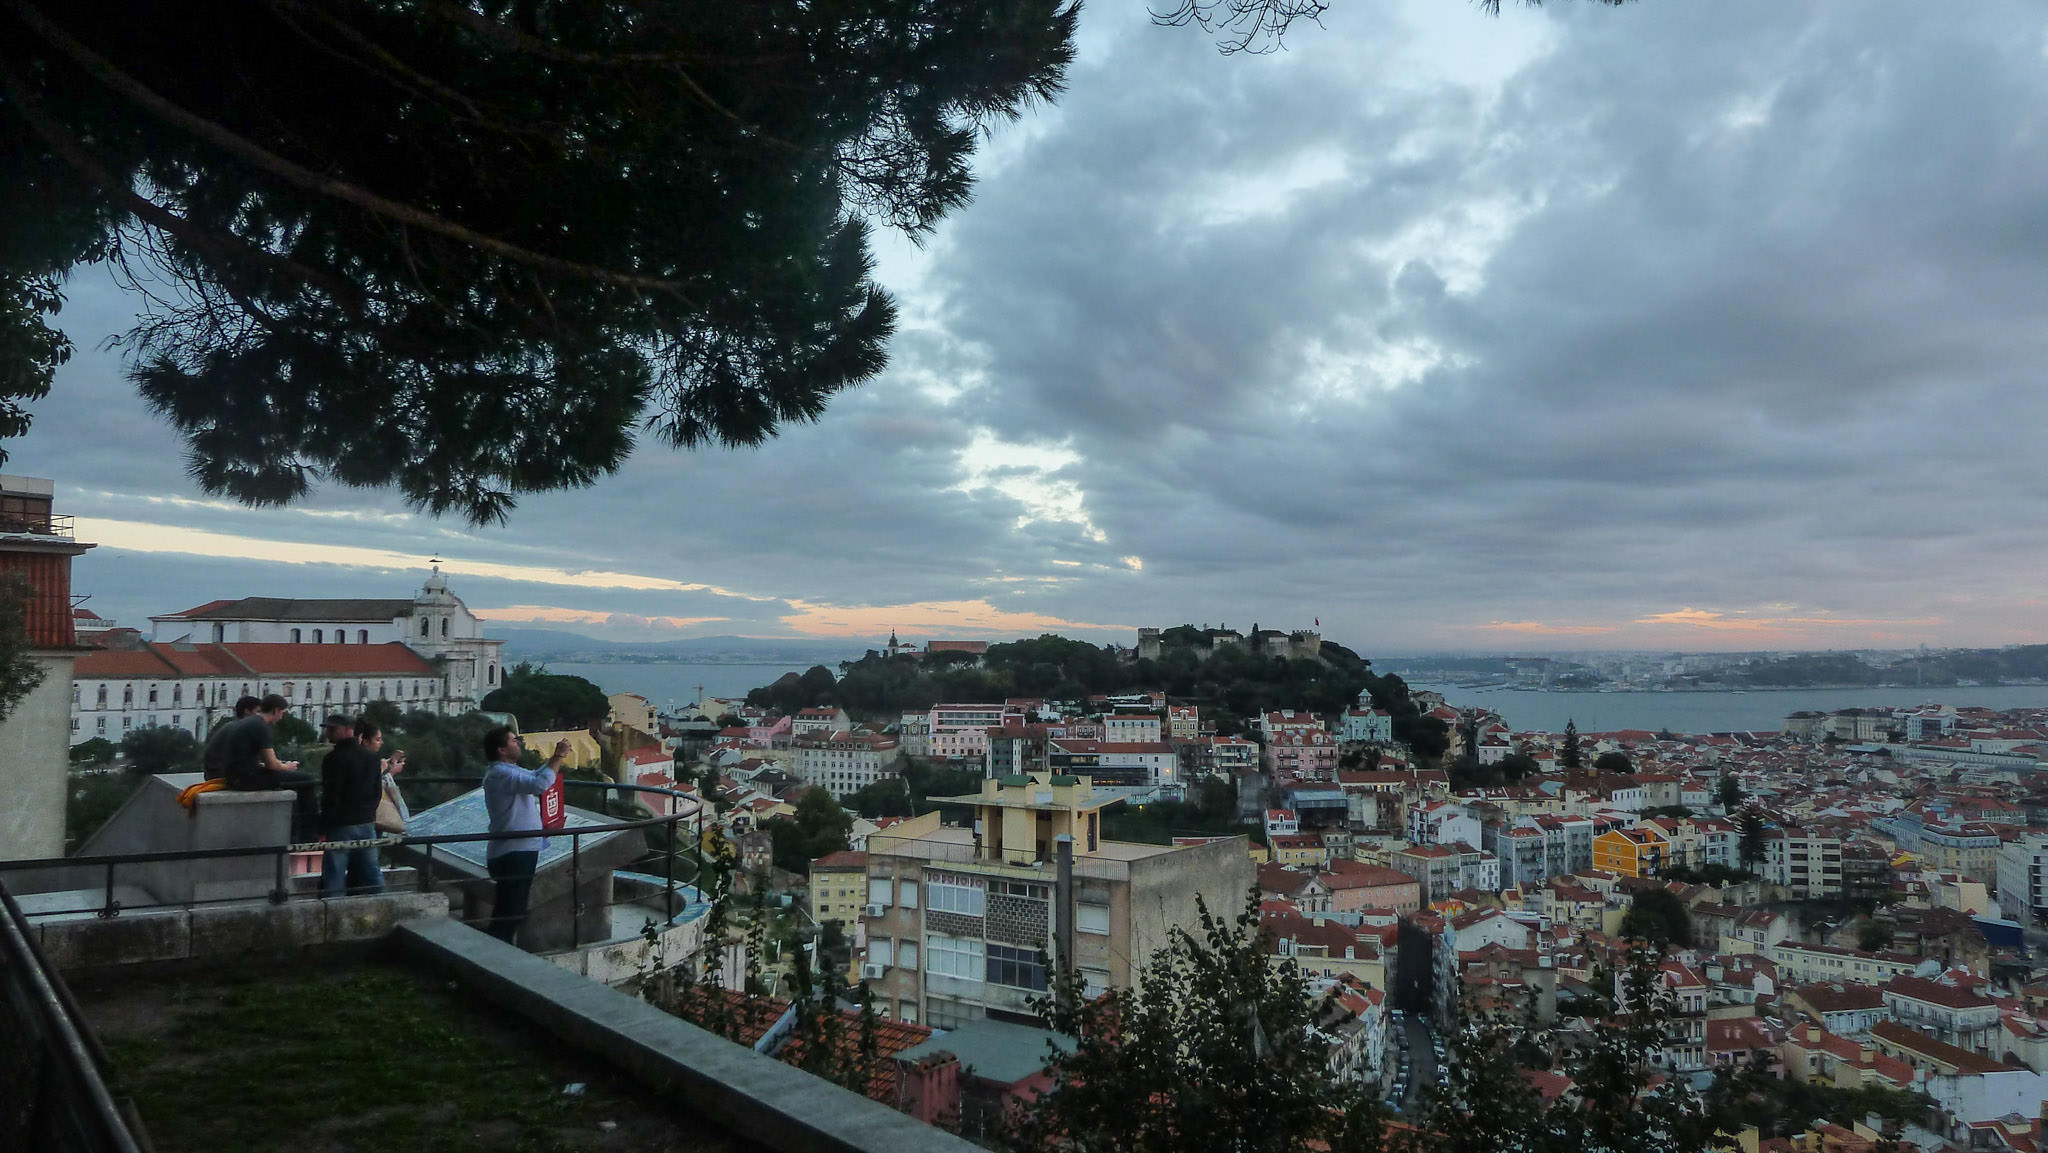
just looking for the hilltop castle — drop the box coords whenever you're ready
[1137,625,1322,663]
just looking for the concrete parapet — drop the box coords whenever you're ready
[36,890,449,971]
[37,907,191,969]
[394,917,978,1153]
[15,773,293,904]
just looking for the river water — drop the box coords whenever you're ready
[545,661,2048,736]
[1408,683,2048,735]
[544,661,821,712]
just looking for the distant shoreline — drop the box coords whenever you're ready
[1409,682,2048,694]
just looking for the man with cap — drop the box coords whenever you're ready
[318,714,386,896]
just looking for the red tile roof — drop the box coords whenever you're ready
[224,642,440,675]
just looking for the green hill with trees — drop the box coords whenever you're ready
[745,627,1450,762]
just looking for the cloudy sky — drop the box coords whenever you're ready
[22,0,2048,653]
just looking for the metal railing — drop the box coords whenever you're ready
[0,881,144,1153]
[0,777,711,953]
[0,511,72,538]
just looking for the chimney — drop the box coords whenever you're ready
[1055,833,1076,1006]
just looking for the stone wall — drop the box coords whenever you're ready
[34,890,450,970]
[0,652,76,860]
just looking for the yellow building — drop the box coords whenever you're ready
[516,728,604,769]
[1592,826,1669,878]
[809,849,869,926]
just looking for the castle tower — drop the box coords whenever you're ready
[1136,627,1162,662]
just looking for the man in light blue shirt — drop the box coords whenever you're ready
[481,726,570,945]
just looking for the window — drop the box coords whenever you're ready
[440,618,448,637]
[867,878,892,907]
[898,1001,919,1025]
[420,618,430,637]
[122,716,132,729]
[70,718,78,732]
[95,686,105,707]
[869,938,894,968]
[212,624,225,643]
[291,629,302,643]
[171,685,182,706]
[488,664,497,686]
[898,941,918,970]
[358,630,368,644]
[147,687,158,705]
[172,715,181,727]
[96,717,105,733]
[924,998,979,1030]
[927,877,985,917]
[312,629,323,644]
[897,880,919,909]
[987,944,1048,991]
[925,935,983,981]
[1078,904,1111,936]
[332,632,342,644]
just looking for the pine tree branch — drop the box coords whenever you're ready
[0,57,351,315]
[7,0,698,301]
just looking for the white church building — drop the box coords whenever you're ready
[71,569,505,744]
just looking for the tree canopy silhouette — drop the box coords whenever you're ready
[0,1,1076,520]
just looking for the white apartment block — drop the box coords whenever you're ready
[1101,713,1162,744]
[1996,832,2048,925]
[1764,828,1843,899]
[1769,940,1921,985]
[792,731,901,799]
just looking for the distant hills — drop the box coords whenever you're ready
[494,628,870,666]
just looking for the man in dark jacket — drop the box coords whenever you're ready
[318,714,385,896]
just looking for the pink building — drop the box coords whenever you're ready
[1264,729,1338,779]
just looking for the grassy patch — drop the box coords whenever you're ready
[82,962,742,1153]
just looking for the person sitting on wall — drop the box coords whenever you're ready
[219,693,318,841]
[201,695,264,780]
[317,714,386,896]
[481,726,571,946]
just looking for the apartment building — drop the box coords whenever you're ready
[1264,730,1339,780]
[926,703,1014,762]
[1592,826,1669,878]
[1881,974,2000,1055]
[1766,827,1844,899]
[1995,832,2048,925]
[1046,738,1178,789]
[791,730,901,799]
[1387,842,1498,903]
[858,774,1253,1028]
[1771,941,1922,985]
[808,850,869,927]
[1101,712,1162,744]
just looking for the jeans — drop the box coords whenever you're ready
[320,822,384,896]
[487,850,539,945]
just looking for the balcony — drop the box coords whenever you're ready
[0,511,72,539]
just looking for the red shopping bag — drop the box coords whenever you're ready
[540,771,566,831]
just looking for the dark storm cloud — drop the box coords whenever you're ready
[32,0,2048,647]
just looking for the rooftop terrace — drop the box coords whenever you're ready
[73,958,758,1153]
